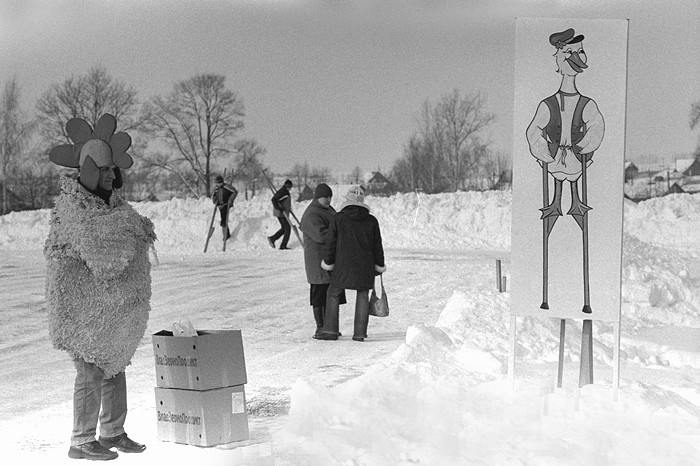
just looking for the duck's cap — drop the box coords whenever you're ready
[549,28,584,49]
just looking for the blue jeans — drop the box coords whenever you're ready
[71,358,127,446]
[322,285,369,339]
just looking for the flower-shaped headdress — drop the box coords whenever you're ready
[49,114,133,191]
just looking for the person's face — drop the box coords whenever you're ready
[317,196,331,207]
[97,166,115,190]
[554,41,587,76]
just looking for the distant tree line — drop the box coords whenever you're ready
[0,66,282,213]
[389,89,509,193]
[691,99,700,158]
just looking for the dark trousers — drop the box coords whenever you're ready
[322,285,369,339]
[217,205,229,227]
[270,216,291,247]
[71,358,127,446]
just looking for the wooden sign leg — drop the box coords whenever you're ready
[508,315,517,390]
[557,319,566,388]
[579,319,593,387]
[496,259,502,291]
[613,321,620,401]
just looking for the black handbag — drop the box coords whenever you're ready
[369,275,389,317]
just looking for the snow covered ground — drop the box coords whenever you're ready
[1,188,699,465]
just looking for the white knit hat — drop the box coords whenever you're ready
[340,185,370,211]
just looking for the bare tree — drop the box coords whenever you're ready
[481,149,512,190]
[391,90,495,193]
[691,100,700,157]
[141,74,245,197]
[290,161,310,188]
[433,90,494,191]
[36,65,142,146]
[0,77,36,213]
[349,165,362,184]
[691,100,700,130]
[310,166,331,185]
[230,138,267,200]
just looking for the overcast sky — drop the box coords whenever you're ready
[1,0,698,174]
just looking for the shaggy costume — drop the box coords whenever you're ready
[45,176,156,378]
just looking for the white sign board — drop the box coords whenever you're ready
[511,18,627,322]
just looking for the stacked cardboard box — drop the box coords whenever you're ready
[152,329,249,447]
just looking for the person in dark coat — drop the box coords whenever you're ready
[300,183,347,337]
[211,175,238,241]
[267,179,293,250]
[316,186,386,342]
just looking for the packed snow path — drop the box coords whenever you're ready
[1,246,505,463]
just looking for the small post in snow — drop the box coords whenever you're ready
[496,259,502,292]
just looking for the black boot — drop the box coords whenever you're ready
[313,306,324,337]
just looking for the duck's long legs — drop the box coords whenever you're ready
[568,168,592,314]
[540,164,563,310]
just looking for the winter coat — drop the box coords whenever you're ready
[44,176,157,378]
[271,186,292,218]
[300,199,337,284]
[212,183,238,207]
[324,205,385,290]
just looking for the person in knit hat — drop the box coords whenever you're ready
[267,179,294,250]
[300,183,347,337]
[45,114,156,460]
[317,186,386,341]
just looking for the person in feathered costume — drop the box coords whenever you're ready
[44,114,156,461]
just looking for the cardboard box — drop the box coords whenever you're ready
[152,330,247,390]
[155,385,249,447]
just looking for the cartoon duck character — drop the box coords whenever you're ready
[526,28,605,314]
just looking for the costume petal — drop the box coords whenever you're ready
[94,114,117,141]
[49,144,81,168]
[113,151,134,169]
[66,118,93,144]
[110,132,132,153]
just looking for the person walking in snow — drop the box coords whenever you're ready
[45,114,156,461]
[316,186,386,342]
[211,174,238,242]
[300,183,346,337]
[267,179,293,250]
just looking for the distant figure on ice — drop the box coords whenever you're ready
[267,179,294,250]
[211,174,238,242]
[317,186,386,342]
[45,114,156,461]
[525,27,605,314]
[300,183,346,338]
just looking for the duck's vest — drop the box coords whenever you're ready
[543,93,593,164]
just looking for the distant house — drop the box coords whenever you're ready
[624,162,639,182]
[668,182,685,194]
[364,171,394,197]
[675,158,700,176]
[680,176,700,194]
[297,184,314,202]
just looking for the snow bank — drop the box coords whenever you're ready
[277,288,700,464]
[0,188,512,252]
